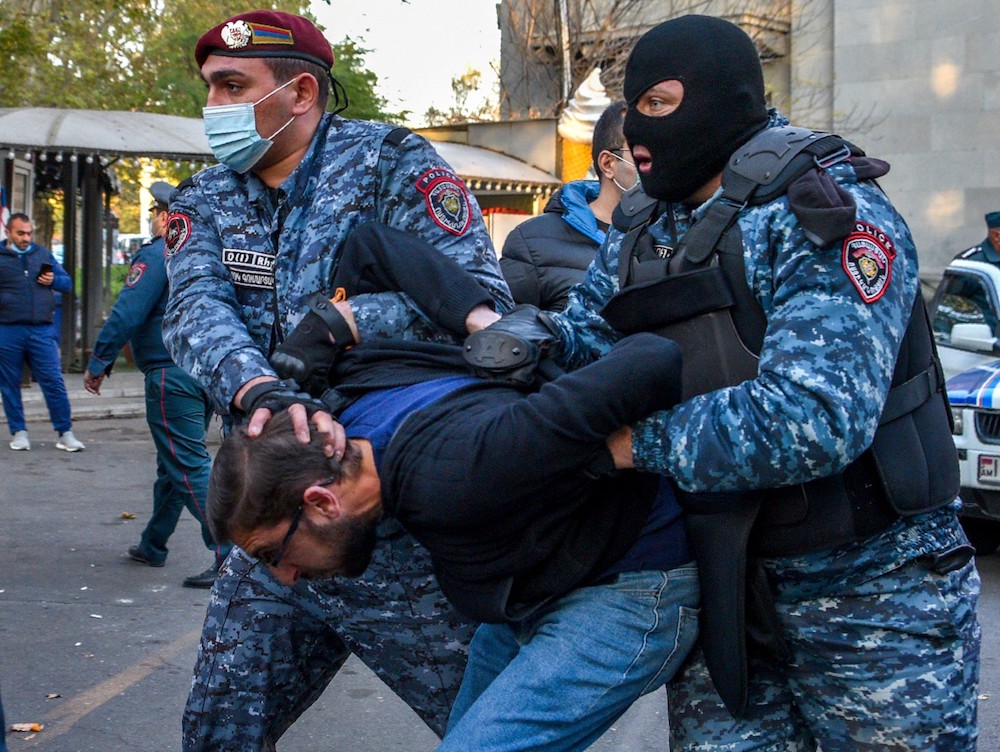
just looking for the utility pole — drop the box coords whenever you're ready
[557,0,572,106]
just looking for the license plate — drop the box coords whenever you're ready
[978,454,1000,485]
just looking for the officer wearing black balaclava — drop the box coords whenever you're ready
[622,14,770,204]
[464,14,978,750]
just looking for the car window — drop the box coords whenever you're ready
[932,270,999,344]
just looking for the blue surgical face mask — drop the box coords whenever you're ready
[203,77,298,174]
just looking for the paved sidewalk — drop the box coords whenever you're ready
[2,367,146,426]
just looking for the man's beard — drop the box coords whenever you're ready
[305,504,381,578]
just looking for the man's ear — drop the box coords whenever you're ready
[304,482,341,520]
[596,150,617,182]
[292,73,319,114]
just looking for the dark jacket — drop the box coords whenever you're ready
[86,237,176,375]
[500,180,605,311]
[957,237,1000,264]
[375,333,684,623]
[0,241,72,325]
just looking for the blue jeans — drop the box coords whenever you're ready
[439,564,700,752]
[0,323,71,434]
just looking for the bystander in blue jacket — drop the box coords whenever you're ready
[0,212,83,452]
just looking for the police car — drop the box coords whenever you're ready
[929,258,1000,551]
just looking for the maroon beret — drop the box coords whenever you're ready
[195,10,334,70]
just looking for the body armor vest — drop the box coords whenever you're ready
[601,126,959,558]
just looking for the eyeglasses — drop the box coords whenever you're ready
[258,475,336,568]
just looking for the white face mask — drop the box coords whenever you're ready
[608,150,639,193]
[202,77,298,174]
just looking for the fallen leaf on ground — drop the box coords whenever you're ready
[121,512,136,519]
[11,722,43,732]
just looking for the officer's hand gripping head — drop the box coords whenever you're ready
[238,379,331,420]
[463,304,562,387]
[270,293,357,395]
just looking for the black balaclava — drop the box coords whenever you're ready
[622,15,770,203]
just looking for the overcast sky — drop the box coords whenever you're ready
[312,0,501,124]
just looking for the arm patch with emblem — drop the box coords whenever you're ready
[165,213,192,257]
[416,168,472,236]
[842,221,896,303]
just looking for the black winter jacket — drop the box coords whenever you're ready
[500,180,604,311]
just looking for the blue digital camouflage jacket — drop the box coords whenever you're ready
[549,113,919,495]
[163,114,512,412]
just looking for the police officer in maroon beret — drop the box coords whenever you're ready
[164,9,512,752]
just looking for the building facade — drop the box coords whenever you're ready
[498,0,1000,282]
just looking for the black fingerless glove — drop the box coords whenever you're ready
[270,293,357,395]
[238,379,330,418]
[463,304,563,387]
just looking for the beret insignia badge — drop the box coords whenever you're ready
[221,21,253,50]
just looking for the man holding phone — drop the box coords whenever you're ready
[0,212,83,451]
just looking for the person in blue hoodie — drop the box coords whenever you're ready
[500,99,634,311]
[0,213,83,452]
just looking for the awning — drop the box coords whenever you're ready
[0,107,211,161]
[429,141,559,191]
[0,108,560,191]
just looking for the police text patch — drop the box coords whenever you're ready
[222,248,275,290]
[416,168,471,236]
[842,221,895,303]
[125,262,147,287]
[165,213,192,257]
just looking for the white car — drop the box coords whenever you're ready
[929,258,1000,551]
[930,258,1000,379]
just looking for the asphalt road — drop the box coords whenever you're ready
[1,414,997,751]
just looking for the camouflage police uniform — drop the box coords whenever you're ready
[163,112,512,750]
[547,112,982,750]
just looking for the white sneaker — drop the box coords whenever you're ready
[9,430,30,451]
[56,430,85,452]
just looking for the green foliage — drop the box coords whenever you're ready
[0,0,407,227]
[0,0,154,109]
[0,0,408,120]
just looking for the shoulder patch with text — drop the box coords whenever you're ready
[416,168,472,236]
[125,262,147,287]
[222,248,275,290]
[165,213,192,257]
[842,221,896,303]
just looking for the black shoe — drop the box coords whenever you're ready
[183,564,219,589]
[127,545,165,568]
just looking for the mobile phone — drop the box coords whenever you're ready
[37,263,53,277]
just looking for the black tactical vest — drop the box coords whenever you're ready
[601,126,959,557]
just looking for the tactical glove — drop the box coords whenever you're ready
[463,304,562,387]
[239,379,331,419]
[270,292,357,395]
